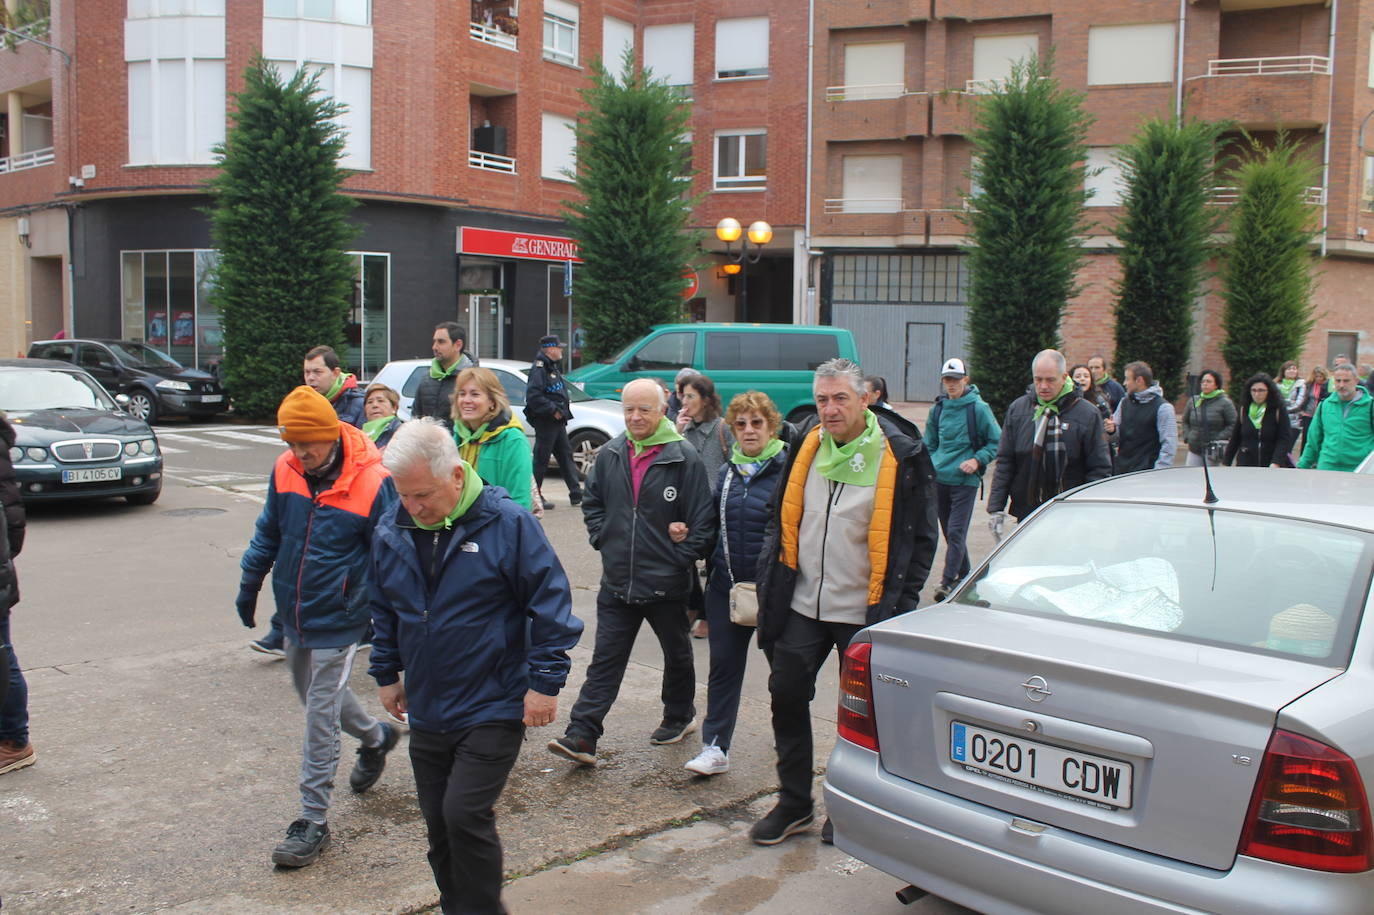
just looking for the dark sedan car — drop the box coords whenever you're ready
[27,339,227,424]
[0,360,163,505]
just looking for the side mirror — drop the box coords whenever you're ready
[115,394,131,411]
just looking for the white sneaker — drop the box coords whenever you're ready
[684,743,729,776]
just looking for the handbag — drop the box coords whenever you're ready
[719,470,758,627]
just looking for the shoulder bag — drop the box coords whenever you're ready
[719,469,758,627]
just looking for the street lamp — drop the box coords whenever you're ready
[715,217,772,321]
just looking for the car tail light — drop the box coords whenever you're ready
[837,642,879,752]
[1239,729,1372,873]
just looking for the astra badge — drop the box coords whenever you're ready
[663,486,678,502]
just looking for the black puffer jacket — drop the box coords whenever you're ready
[710,449,786,587]
[0,415,26,618]
[989,386,1112,521]
[413,354,475,426]
[525,351,573,423]
[1224,400,1294,467]
[581,434,717,604]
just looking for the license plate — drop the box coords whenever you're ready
[201,394,224,403]
[950,721,1133,809]
[62,467,122,484]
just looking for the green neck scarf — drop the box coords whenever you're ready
[324,372,351,402]
[1194,389,1225,408]
[362,415,394,442]
[815,409,883,486]
[411,460,484,530]
[730,438,784,465]
[629,416,684,456]
[453,419,489,446]
[1278,378,1297,397]
[1248,402,1266,430]
[1033,378,1076,420]
[430,357,460,380]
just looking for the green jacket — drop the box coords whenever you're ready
[922,385,1002,487]
[455,412,534,509]
[1298,388,1374,472]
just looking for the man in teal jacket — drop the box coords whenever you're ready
[1298,364,1374,472]
[923,358,1001,601]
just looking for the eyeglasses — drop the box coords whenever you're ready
[733,418,767,430]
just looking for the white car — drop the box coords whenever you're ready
[367,358,625,474]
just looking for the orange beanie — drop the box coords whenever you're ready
[277,386,340,443]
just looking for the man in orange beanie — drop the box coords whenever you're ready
[237,386,400,868]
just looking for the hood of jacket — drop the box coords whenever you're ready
[935,384,985,411]
[1132,383,1165,403]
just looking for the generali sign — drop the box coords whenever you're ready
[458,226,582,263]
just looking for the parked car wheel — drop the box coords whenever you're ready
[126,389,158,424]
[126,484,162,506]
[569,429,607,476]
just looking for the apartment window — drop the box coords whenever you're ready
[971,33,1038,89]
[645,23,694,89]
[1369,30,1374,88]
[125,7,226,164]
[715,130,766,189]
[1363,155,1374,210]
[264,0,370,24]
[128,0,225,16]
[967,155,982,202]
[715,17,768,79]
[603,16,633,68]
[542,112,577,180]
[267,61,372,168]
[842,42,904,100]
[1087,23,1176,86]
[544,0,579,66]
[841,155,903,213]
[1085,148,1126,207]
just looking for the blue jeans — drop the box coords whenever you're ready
[0,614,29,745]
[701,573,758,753]
[936,483,978,590]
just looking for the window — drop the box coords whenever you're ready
[493,369,527,406]
[841,155,903,213]
[345,253,390,379]
[543,0,579,66]
[264,0,370,24]
[705,333,838,371]
[832,253,969,303]
[971,33,1037,90]
[119,250,221,369]
[1087,23,1176,86]
[630,333,696,371]
[714,130,766,189]
[603,16,633,68]
[125,7,226,164]
[541,112,577,180]
[715,17,768,79]
[841,41,904,100]
[128,0,225,17]
[265,60,373,168]
[1363,155,1373,210]
[645,23,694,89]
[1085,148,1125,207]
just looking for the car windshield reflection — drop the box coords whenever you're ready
[107,342,182,370]
[0,370,117,412]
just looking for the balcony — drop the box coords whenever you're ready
[822,89,929,139]
[1210,185,1326,206]
[1187,56,1330,129]
[469,150,517,174]
[470,21,517,51]
[823,0,927,29]
[823,197,914,214]
[934,0,1052,20]
[0,146,54,174]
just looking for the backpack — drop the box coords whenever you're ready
[928,396,985,459]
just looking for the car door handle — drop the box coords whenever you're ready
[1009,817,1047,838]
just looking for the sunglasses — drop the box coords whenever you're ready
[733,418,768,430]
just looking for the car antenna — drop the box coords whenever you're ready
[1198,384,1219,504]
[1201,454,1219,504]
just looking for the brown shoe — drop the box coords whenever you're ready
[691,619,709,639]
[0,740,35,775]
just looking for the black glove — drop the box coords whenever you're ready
[236,586,259,628]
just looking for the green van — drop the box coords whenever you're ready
[568,323,859,422]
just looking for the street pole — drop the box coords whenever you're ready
[739,258,748,322]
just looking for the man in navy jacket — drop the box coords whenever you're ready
[370,418,582,915]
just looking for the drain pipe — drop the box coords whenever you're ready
[801,0,816,324]
[1319,0,1338,258]
[1175,0,1186,119]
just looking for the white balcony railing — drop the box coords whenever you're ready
[1206,55,1330,77]
[823,197,912,214]
[470,21,517,51]
[469,150,517,173]
[1210,185,1327,206]
[825,83,907,101]
[0,146,55,174]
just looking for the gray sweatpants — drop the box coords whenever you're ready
[283,640,384,824]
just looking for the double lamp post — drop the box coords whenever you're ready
[715,217,771,322]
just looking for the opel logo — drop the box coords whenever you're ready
[1021,675,1052,703]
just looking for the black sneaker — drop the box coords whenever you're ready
[933,585,950,603]
[821,816,834,845]
[349,722,400,793]
[541,499,555,510]
[248,638,285,658]
[750,803,815,846]
[649,716,698,745]
[271,818,330,867]
[547,734,597,766]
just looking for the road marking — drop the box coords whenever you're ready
[156,432,248,451]
[203,429,287,446]
[157,444,187,454]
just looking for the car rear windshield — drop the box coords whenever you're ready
[958,502,1372,666]
[0,370,115,412]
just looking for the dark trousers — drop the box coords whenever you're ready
[936,483,978,590]
[0,613,27,744]
[766,611,862,812]
[701,573,757,752]
[531,418,582,496]
[410,721,525,915]
[566,590,696,741]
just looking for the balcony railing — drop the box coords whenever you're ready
[825,83,907,102]
[470,21,517,51]
[1206,55,1330,77]
[1210,185,1326,206]
[0,147,55,174]
[823,197,913,214]
[469,150,517,173]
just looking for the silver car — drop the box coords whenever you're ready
[826,467,1374,914]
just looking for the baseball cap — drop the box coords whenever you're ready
[940,357,967,378]
[539,335,565,348]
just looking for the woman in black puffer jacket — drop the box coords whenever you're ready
[682,391,788,778]
[1223,373,1294,468]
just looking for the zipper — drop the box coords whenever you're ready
[294,496,319,638]
[424,529,441,623]
[815,480,842,620]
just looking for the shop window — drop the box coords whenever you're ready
[119,250,222,370]
[714,130,766,189]
[345,253,390,379]
[1087,23,1176,86]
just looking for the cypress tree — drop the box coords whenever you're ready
[1112,118,1226,401]
[965,56,1093,417]
[1219,134,1320,387]
[206,56,358,420]
[562,52,699,361]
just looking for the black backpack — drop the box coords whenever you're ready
[928,396,985,459]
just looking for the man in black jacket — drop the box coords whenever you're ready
[0,413,30,775]
[547,378,716,767]
[525,335,583,509]
[412,322,474,427]
[988,349,1112,529]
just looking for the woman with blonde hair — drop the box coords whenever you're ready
[449,367,534,510]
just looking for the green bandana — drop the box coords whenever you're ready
[324,372,352,402]
[814,409,883,486]
[1279,378,1296,397]
[1193,389,1225,408]
[362,416,394,442]
[411,459,484,530]
[629,416,684,456]
[429,357,460,380]
[1248,402,1265,430]
[1034,378,1076,420]
[730,438,785,465]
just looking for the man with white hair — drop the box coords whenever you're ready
[988,349,1112,527]
[369,418,582,914]
[547,377,716,767]
[752,357,938,846]
[1298,363,1374,472]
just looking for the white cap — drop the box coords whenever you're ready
[940,357,967,378]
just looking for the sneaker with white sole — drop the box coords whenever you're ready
[683,742,729,775]
[649,716,698,745]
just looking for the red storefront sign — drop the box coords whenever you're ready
[458,226,582,263]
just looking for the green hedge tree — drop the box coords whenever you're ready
[562,52,699,361]
[965,55,1093,417]
[206,56,358,420]
[1220,134,1320,387]
[1112,118,1227,401]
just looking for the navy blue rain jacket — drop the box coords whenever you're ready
[710,450,787,587]
[368,485,584,733]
